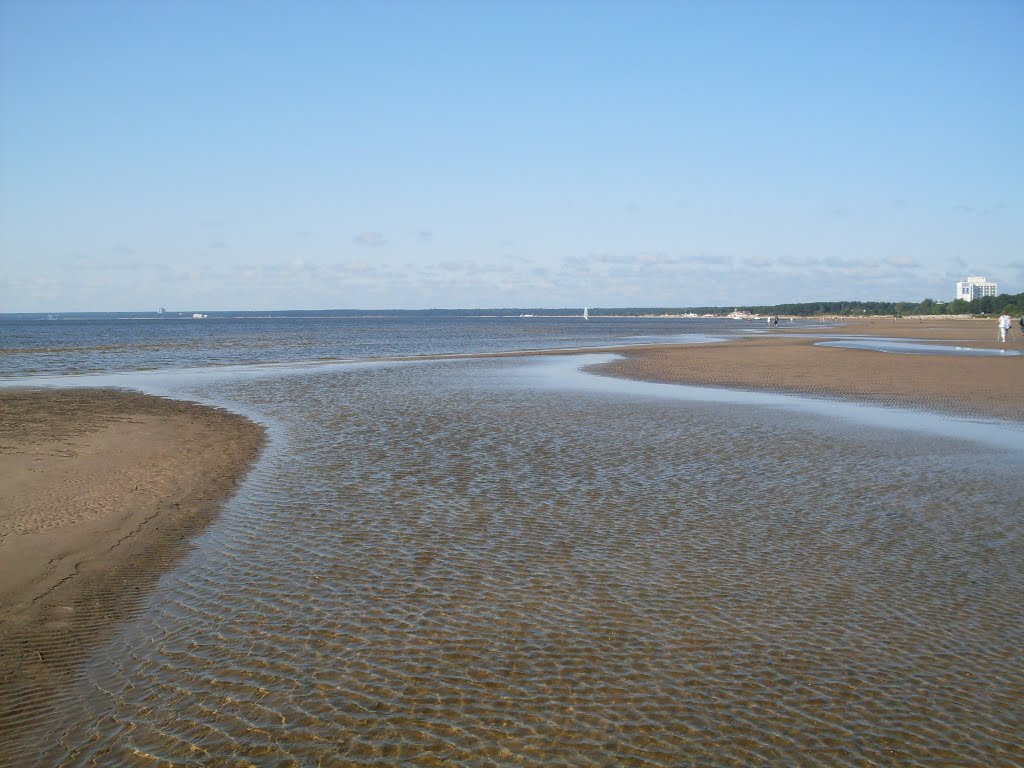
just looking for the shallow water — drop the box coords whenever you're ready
[817,338,1022,356]
[5,356,1022,766]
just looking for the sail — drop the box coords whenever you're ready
[583,307,589,320]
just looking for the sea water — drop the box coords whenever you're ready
[1,317,1022,766]
[0,314,742,378]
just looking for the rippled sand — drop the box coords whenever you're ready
[0,389,264,763]
[4,359,1023,766]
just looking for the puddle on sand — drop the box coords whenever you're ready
[816,338,1022,356]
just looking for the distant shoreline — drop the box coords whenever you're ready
[1,307,1011,321]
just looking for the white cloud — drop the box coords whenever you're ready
[353,232,388,247]
[885,256,919,268]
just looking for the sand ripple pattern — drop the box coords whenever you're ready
[9,360,1024,766]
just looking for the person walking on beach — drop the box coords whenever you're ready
[997,311,1012,342]
[1019,315,1023,338]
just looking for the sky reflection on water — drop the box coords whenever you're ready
[816,338,1022,356]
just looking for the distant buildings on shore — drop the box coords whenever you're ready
[955,276,998,302]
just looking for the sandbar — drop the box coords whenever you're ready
[0,388,263,735]
[595,317,1024,422]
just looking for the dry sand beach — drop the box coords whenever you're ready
[0,389,264,734]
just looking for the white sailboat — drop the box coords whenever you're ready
[583,307,589,320]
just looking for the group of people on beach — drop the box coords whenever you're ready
[997,311,1024,342]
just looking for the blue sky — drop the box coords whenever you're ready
[1,0,1021,311]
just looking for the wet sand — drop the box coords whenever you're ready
[595,317,1024,422]
[0,388,263,736]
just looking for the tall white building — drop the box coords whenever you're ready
[955,276,998,302]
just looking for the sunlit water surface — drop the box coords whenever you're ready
[5,354,1022,767]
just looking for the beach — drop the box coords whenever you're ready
[3,318,1017,677]
[2,319,1019,665]
[1,318,1022,765]
[597,317,1024,421]
[0,388,264,736]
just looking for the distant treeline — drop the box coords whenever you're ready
[594,292,1024,317]
[669,292,1024,318]
[4,293,1023,321]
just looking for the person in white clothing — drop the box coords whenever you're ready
[997,311,1012,342]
